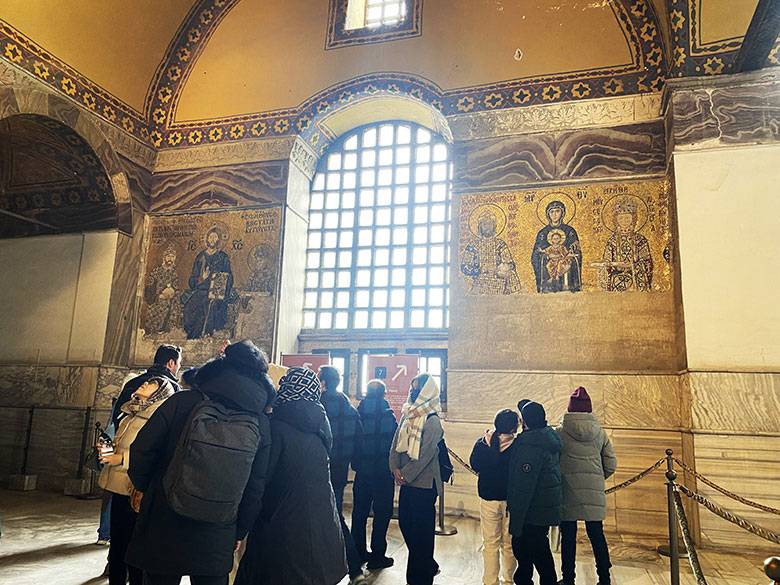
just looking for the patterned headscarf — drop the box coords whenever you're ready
[123,377,175,414]
[276,367,321,405]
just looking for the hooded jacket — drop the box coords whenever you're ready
[556,412,617,521]
[354,394,398,476]
[506,426,562,535]
[469,431,515,501]
[235,399,347,585]
[126,349,274,577]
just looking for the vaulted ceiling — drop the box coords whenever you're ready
[0,0,774,150]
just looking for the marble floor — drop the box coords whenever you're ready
[0,489,770,585]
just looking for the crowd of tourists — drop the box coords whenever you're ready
[95,340,617,585]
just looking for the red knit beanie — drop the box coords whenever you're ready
[568,386,592,413]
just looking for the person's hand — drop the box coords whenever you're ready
[393,469,405,486]
[235,539,244,553]
[100,452,123,466]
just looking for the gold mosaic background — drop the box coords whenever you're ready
[135,207,282,363]
[458,179,672,294]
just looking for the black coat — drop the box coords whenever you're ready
[125,357,273,577]
[235,400,347,585]
[320,389,361,467]
[111,365,181,429]
[354,395,398,476]
[469,435,513,501]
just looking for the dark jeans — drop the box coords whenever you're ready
[331,461,364,578]
[98,491,112,540]
[108,494,142,585]
[511,524,558,585]
[398,485,438,585]
[560,520,612,584]
[352,469,395,560]
[143,574,227,585]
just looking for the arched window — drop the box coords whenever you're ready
[303,122,451,332]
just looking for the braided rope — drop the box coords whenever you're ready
[674,458,780,516]
[672,489,709,585]
[447,447,664,496]
[677,484,780,545]
[605,458,665,494]
[447,447,477,476]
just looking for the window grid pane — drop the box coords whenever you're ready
[304,121,451,331]
[365,0,407,27]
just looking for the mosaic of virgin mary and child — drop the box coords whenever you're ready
[531,199,582,293]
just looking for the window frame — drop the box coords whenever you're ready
[326,0,423,50]
[303,120,452,334]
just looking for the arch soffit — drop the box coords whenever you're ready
[0,84,133,234]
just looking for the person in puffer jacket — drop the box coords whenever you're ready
[555,387,618,585]
[352,379,399,570]
[506,401,562,585]
[470,409,519,585]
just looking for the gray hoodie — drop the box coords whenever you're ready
[555,412,617,521]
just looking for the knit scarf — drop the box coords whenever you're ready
[483,429,515,452]
[122,379,174,415]
[395,377,441,461]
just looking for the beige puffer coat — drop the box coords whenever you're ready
[556,412,617,521]
[98,398,167,495]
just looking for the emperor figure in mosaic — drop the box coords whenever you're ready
[181,224,236,339]
[143,243,183,334]
[461,206,522,294]
[531,199,582,293]
[599,196,653,291]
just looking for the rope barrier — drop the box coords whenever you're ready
[677,484,780,545]
[672,489,708,585]
[447,447,477,476]
[447,447,665,496]
[605,458,665,495]
[673,457,780,516]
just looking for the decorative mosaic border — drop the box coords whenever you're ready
[325,0,423,50]
[668,0,780,77]
[152,0,666,152]
[0,20,147,142]
[1,0,668,154]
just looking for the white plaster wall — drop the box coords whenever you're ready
[0,232,117,364]
[674,144,780,370]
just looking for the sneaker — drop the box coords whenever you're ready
[366,555,394,570]
[349,575,368,585]
[95,539,109,546]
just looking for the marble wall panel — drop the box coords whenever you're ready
[688,372,780,434]
[453,121,666,193]
[94,366,140,410]
[453,134,556,192]
[0,365,98,407]
[555,123,666,179]
[151,161,289,212]
[668,72,780,150]
[694,434,780,550]
[446,371,682,430]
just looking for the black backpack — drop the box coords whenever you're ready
[428,413,454,483]
[163,393,262,524]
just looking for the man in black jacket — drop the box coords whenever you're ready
[111,344,182,429]
[318,366,365,583]
[352,379,398,570]
[126,340,273,585]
